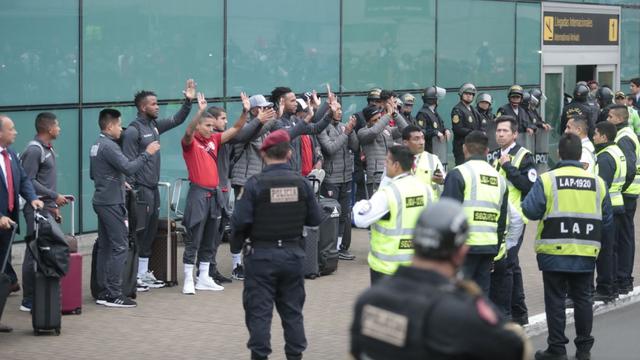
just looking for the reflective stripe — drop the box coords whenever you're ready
[371,224,415,236]
[370,250,413,263]
[461,162,506,208]
[469,225,498,233]
[545,212,602,220]
[547,172,602,217]
[534,238,601,248]
[463,200,500,210]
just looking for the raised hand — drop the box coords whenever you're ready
[330,99,340,115]
[257,107,276,124]
[197,92,207,112]
[385,99,395,115]
[311,90,321,109]
[304,98,315,122]
[240,92,251,113]
[183,79,197,100]
[326,83,336,105]
[278,97,285,118]
[345,115,356,134]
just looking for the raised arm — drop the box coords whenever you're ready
[221,92,250,144]
[182,92,208,146]
[156,78,196,134]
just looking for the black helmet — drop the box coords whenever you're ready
[476,93,493,105]
[596,86,614,106]
[521,92,531,107]
[458,83,477,97]
[508,85,524,98]
[367,88,382,101]
[413,199,469,260]
[529,88,543,100]
[573,83,590,101]
[423,86,438,102]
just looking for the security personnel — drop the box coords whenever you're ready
[353,145,432,284]
[350,199,531,360]
[231,129,325,360]
[442,131,508,294]
[595,86,614,124]
[452,83,484,165]
[615,91,640,136]
[402,125,446,199]
[399,93,416,126]
[560,83,597,136]
[491,115,537,325]
[497,85,535,149]
[90,109,160,307]
[522,133,612,360]
[593,121,625,303]
[607,104,639,295]
[564,115,596,175]
[416,86,450,161]
[476,93,496,150]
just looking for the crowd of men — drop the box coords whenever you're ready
[0,77,639,359]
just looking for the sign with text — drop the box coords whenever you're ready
[543,11,619,46]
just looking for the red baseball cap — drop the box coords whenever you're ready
[260,129,290,151]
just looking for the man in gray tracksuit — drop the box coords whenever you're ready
[357,101,409,195]
[121,79,196,288]
[19,112,69,312]
[318,102,359,260]
[91,109,160,307]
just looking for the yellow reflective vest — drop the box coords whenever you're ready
[595,144,626,208]
[412,151,444,200]
[369,174,433,275]
[614,125,640,196]
[493,146,531,224]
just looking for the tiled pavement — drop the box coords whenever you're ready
[1,218,639,360]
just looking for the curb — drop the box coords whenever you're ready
[525,286,640,337]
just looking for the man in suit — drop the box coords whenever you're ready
[0,115,44,333]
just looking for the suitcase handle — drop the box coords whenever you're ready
[170,178,188,219]
[0,223,17,273]
[63,195,75,237]
[157,182,174,283]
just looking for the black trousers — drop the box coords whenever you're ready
[596,214,622,296]
[510,230,528,319]
[462,253,493,295]
[320,181,352,249]
[94,204,129,298]
[617,197,637,289]
[490,255,513,319]
[542,271,594,355]
[135,185,160,258]
[370,268,389,285]
[243,245,306,360]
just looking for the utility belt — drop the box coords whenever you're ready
[243,239,302,255]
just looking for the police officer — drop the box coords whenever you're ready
[528,89,551,132]
[90,109,160,307]
[564,115,596,175]
[491,115,537,325]
[399,93,416,126]
[497,85,535,149]
[593,121,625,303]
[231,129,324,360]
[402,125,445,199]
[476,93,496,150]
[121,79,196,289]
[442,131,508,294]
[452,83,484,166]
[350,199,531,360]
[416,86,450,168]
[607,105,639,295]
[522,133,612,360]
[560,83,597,136]
[353,145,432,284]
[595,86,614,124]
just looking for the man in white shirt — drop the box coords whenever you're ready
[564,115,596,174]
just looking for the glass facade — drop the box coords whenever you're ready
[1,0,639,233]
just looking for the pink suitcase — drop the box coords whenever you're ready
[60,196,82,315]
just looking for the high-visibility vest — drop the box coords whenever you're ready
[595,144,626,208]
[615,125,640,195]
[535,166,604,258]
[457,160,506,252]
[494,146,531,224]
[369,174,433,275]
[412,151,443,200]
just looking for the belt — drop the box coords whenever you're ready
[191,183,218,198]
[252,240,302,248]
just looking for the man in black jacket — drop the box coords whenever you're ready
[452,83,483,166]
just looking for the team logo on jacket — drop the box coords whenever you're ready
[468,116,473,123]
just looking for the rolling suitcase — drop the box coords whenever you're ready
[0,224,17,323]
[149,181,179,286]
[302,226,320,279]
[317,198,340,276]
[60,196,82,315]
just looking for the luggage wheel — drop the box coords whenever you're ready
[55,328,61,336]
[73,308,82,315]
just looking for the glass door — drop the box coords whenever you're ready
[543,66,564,166]
[597,64,616,89]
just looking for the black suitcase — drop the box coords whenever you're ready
[318,198,340,276]
[32,272,61,335]
[302,226,320,279]
[90,239,137,299]
[148,181,179,286]
[0,225,17,324]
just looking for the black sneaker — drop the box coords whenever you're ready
[211,269,232,284]
[232,265,245,281]
[103,295,137,308]
[534,349,568,360]
[95,296,107,305]
[576,351,591,360]
[511,315,529,326]
[593,292,616,303]
[338,249,356,260]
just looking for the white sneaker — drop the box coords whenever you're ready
[195,276,224,291]
[136,279,150,292]
[182,280,196,295]
[139,271,166,289]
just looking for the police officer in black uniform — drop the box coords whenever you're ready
[231,129,325,360]
[476,93,496,150]
[497,85,536,138]
[452,83,484,165]
[595,86,615,124]
[350,199,531,360]
[560,83,597,136]
[416,86,450,154]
